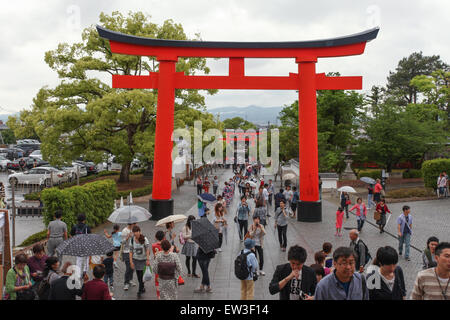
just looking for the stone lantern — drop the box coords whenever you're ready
[340,145,357,180]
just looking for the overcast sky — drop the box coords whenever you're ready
[0,0,449,115]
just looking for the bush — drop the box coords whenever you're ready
[41,179,116,232]
[402,169,423,179]
[117,184,152,199]
[130,168,145,175]
[19,230,47,247]
[422,159,450,189]
[357,170,382,180]
[386,187,435,199]
[24,192,41,201]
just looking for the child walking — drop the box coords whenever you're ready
[335,207,345,237]
[104,224,122,268]
[102,251,115,290]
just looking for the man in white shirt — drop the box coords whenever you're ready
[121,222,137,290]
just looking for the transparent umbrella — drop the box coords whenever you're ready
[107,194,151,224]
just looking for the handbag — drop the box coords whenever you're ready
[374,211,381,221]
[143,265,153,282]
[244,231,251,240]
[178,276,185,286]
[346,200,351,205]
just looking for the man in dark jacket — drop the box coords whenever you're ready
[48,263,87,300]
[274,189,286,212]
[269,245,317,300]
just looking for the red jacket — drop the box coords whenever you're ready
[349,203,367,217]
[81,279,111,300]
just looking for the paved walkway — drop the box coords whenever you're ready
[60,167,449,300]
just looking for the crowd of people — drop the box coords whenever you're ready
[3,165,449,301]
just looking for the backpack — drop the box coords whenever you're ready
[234,250,252,280]
[355,240,372,266]
[74,224,88,235]
[37,275,51,300]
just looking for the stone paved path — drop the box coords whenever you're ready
[61,167,450,300]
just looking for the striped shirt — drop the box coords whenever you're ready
[411,268,450,300]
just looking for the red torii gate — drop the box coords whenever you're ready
[98,26,379,221]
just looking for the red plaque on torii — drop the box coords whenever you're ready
[98,26,379,221]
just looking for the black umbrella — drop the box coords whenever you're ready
[56,234,115,257]
[191,218,219,254]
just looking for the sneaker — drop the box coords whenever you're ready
[192,274,200,278]
[194,287,205,293]
[123,284,129,291]
[110,285,114,291]
[399,252,402,256]
[130,281,137,287]
[259,271,266,276]
[405,257,410,261]
[205,287,213,293]
[218,248,222,252]
[335,232,338,236]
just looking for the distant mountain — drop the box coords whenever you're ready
[208,105,283,125]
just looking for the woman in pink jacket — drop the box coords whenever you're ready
[349,197,367,232]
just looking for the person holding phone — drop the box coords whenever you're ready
[274,200,289,251]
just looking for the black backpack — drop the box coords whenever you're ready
[37,273,52,300]
[355,240,372,266]
[234,250,252,280]
[74,224,88,235]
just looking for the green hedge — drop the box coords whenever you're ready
[402,169,423,179]
[130,168,145,175]
[386,187,435,199]
[19,230,47,247]
[357,170,382,180]
[117,184,152,199]
[422,158,450,189]
[41,179,116,232]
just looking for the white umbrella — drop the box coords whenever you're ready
[155,214,188,227]
[246,180,257,188]
[337,186,357,193]
[282,173,297,180]
[107,197,152,224]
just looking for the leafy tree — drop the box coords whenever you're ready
[0,129,16,145]
[7,11,217,182]
[386,52,448,105]
[222,117,256,130]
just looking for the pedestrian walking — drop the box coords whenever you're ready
[196,176,203,195]
[216,195,227,215]
[103,224,122,268]
[121,222,137,291]
[237,239,259,300]
[422,236,439,269]
[181,215,199,278]
[48,263,86,300]
[283,185,294,217]
[81,265,112,300]
[314,246,369,300]
[70,213,91,278]
[27,244,48,290]
[253,199,267,227]
[236,196,250,241]
[397,205,413,261]
[373,178,383,203]
[437,172,447,198]
[213,203,227,252]
[102,251,115,291]
[335,207,345,237]
[213,176,219,195]
[314,251,331,276]
[152,230,166,300]
[375,198,391,233]
[129,226,150,297]
[310,264,326,284]
[274,200,288,251]
[203,176,211,193]
[340,192,351,219]
[194,247,216,293]
[274,189,286,212]
[267,179,274,208]
[165,221,180,253]
[152,240,184,300]
[367,184,376,209]
[269,245,316,300]
[4,254,35,300]
[349,198,367,232]
[291,186,299,218]
[223,182,233,207]
[249,216,266,276]
[37,256,65,300]
[46,210,68,257]
[367,246,406,300]
[411,242,450,300]
[322,242,334,269]
[349,229,371,273]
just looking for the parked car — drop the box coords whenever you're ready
[71,162,88,177]
[6,157,49,171]
[28,149,43,160]
[8,167,66,187]
[38,166,71,184]
[55,163,88,181]
[0,155,9,171]
[107,155,142,171]
[15,143,40,157]
[6,148,25,160]
[74,160,98,175]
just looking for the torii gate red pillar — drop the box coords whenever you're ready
[97,26,379,221]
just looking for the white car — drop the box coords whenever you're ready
[0,155,9,171]
[8,167,66,187]
[28,150,43,160]
[71,162,88,177]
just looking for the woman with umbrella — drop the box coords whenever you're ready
[152,240,184,300]
[181,216,200,278]
[129,226,150,297]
